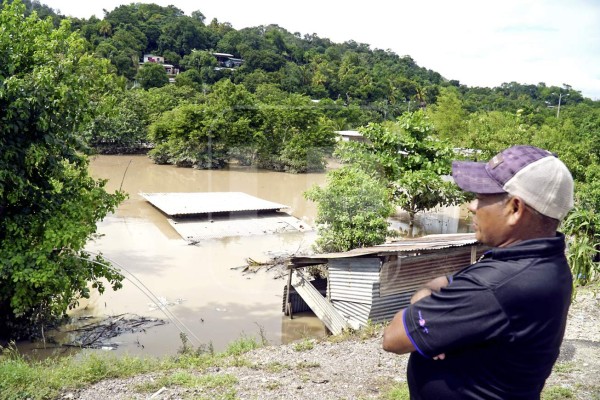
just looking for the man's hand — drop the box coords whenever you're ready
[383,275,451,356]
[410,275,450,304]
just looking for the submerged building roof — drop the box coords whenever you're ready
[141,192,289,217]
[141,192,306,241]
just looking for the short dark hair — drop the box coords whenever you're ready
[503,194,560,233]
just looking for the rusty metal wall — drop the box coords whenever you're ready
[379,248,475,296]
[326,246,487,327]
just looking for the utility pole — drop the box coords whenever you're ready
[556,92,568,119]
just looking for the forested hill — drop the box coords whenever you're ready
[14,0,597,114]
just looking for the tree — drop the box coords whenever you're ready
[305,167,395,252]
[136,62,169,89]
[82,91,148,151]
[180,50,218,84]
[254,84,336,172]
[0,1,125,338]
[334,111,466,237]
[148,80,259,168]
[427,86,468,141]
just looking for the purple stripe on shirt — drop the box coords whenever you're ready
[402,308,429,358]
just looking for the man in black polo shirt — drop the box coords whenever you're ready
[382,145,574,399]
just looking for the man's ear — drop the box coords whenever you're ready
[505,196,526,226]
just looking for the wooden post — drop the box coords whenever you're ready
[285,264,293,318]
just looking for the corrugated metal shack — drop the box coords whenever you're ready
[286,233,486,334]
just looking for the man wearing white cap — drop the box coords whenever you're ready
[382,145,574,399]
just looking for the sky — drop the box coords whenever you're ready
[41,0,600,100]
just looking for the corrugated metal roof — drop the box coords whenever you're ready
[141,192,289,217]
[290,233,477,266]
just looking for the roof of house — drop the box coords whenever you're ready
[290,233,478,266]
[141,192,289,217]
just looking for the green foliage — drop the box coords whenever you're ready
[461,110,532,161]
[427,86,468,141]
[148,103,230,168]
[561,207,600,286]
[224,335,261,357]
[392,169,464,235]
[334,110,466,236]
[0,1,125,338]
[305,167,394,252]
[255,85,337,172]
[0,344,157,399]
[81,91,147,151]
[180,50,219,84]
[136,62,169,90]
[146,81,336,172]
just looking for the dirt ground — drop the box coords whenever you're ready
[61,286,600,400]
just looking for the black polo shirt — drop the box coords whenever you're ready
[403,234,572,400]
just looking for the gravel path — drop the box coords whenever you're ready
[62,287,600,400]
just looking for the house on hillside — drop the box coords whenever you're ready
[334,130,368,143]
[140,54,180,83]
[213,52,244,69]
[285,233,486,335]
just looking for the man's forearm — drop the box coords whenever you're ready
[410,275,449,304]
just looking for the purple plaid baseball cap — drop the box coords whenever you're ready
[452,145,574,220]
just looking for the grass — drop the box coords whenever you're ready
[0,324,384,400]
[378,382,410,400]
[542,385,575,399]
[553,362,576,374]
[1,310,593,400]
[0,333,263,400]
[292,338,315,352]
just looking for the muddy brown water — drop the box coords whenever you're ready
[18,155,469,359]
[19,155,330,359]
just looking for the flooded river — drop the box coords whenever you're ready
[21,155,330,359]
[19,155,469,359]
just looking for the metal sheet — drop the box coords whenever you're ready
[290,233,478,267]
[286,234,489,331]
[379,248,477,296]
[168,213,309,241]
[292,272,349,335]
[141,192,289,217]
[329,258,380,304]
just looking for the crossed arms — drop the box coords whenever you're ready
[382,275,449,354]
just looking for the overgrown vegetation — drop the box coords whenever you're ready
[0,1,126,339]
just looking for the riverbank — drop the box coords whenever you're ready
[52,284,600,400]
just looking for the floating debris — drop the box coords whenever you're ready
[148,296,185,311]
[232,253,297,279]
[64,313,167,349]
